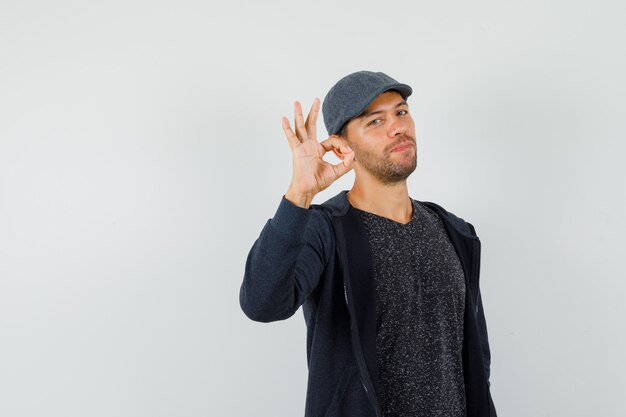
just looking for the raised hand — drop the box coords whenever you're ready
[282,98,355,208]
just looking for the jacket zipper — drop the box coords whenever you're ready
[343,282,381,417]
[334,219,382,417]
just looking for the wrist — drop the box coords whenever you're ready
[284,188,314,209]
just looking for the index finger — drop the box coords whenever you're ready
[319,136,352,154]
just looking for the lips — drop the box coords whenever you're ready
[390,141,414,152]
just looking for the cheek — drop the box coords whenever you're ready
[406,119,416,134]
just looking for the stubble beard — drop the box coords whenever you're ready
[351,135,418,185]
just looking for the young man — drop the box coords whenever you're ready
[240,71,497,417]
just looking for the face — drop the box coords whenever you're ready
[342,91,417,185]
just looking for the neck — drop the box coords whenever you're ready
[347,174,413,224]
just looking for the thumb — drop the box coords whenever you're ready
[332,150,355,178]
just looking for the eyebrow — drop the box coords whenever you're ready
[358,100,408,119]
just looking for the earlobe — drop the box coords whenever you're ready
[330,134,351,161]
[332,148,345,160]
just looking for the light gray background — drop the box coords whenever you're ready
[1,1,624,416]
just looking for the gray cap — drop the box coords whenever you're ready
[322,70,412,135]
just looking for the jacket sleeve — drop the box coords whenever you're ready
[464,220,492,384]
[467,219,497,415]
[239,196,333,322]
[478,287,498,416]
[476,289,492,384]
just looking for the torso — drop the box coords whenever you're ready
[355,199,467,417]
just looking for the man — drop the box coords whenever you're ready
[240,71,497,417]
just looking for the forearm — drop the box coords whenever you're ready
[239,197,327,322]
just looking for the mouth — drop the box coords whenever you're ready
[389,142,414,153]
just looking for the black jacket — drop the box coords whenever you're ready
[240,191,497,417]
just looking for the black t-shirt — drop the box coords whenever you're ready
[355,199,466,417]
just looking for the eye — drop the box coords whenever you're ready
[367,118,382,126]
[397,109,408,116]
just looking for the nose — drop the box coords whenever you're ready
[387,115,407,138]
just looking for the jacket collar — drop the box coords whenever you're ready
[317,190,352,216]
[320,190,479,241]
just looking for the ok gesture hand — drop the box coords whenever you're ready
[282,98,355,208]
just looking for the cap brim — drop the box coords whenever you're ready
[352,82,413,118]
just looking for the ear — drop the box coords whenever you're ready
[329,135,352,160]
